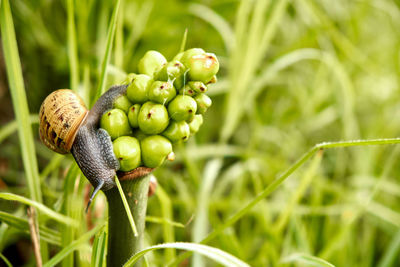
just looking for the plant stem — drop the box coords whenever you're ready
[105,175,150,267]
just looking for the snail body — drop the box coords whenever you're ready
[39,85,128,206]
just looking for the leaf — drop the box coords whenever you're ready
[0,211,61,246]
[91,227,108,267]
[124,242,250,267]
[282,253,336,267]
[43,223,104,267]
[0,193,78,227]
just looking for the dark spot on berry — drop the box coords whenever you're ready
[174,63,180,67]
[200,87,205,92]
[160,85,164,89]
[119,157,123,160]
[147,112,152,119]
[182,136,187,140]
[131,107,135,111]
[208,55,213,59]
[188,109,193,113]
[189,90,194,94]
[108,112,111,116]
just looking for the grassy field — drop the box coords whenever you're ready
[1,0,400,266]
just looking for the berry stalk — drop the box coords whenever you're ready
[105,175,150,267]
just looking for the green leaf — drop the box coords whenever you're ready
[91,227,107,267]
[43,223,104,267]
[124,242,250,267]
[282,253,336,267]
[92,0,122,106]
[0,211,61,246]
[0,193,78,227]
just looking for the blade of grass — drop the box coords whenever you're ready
[188,3,234,52]
[91,227,107,267]
[92,0,122,106]
[0,193,78,227]
[0,211,61,245]
[282,253,336,267]
[179,28,188,53]
[169,138,400,266]
[192,158,223,267]
[0,0,47,260]
[67,0,79,91]
[377,229,400,267]
[145,216,184,228]
[124,242,250,267]
[42,223,104,267]
[0,253,12,267]
[0,114,39,144]
[155,184,176,261]
[115,176,138,237]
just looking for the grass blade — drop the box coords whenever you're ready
[0,0,42,205]
[42,223,104,267]
[377,229,400,267]
[124,242,250,267]
[0,114,39,144]
[282,253,336,267]
[0,193,78,227]
[92,0,122,106]
[115,176,138,236]
[67,0,79,91]
[0,253,12,267]
[91,227,107,267]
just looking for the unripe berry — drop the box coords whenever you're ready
[162,120,190,143]
[188,114,203,135]
[113,136,141,171]
[181,48,205,66]
[141,135,172,168]
[114,95,133,113]
[188,81,207,94]
[173,51,184,61]
[138,102,169,134]
[128,104,141,128]
[148,81,176,105]
[186,53,219,83]
[121,73,137,84]
[127,74,152,104]
[167,95,197,121]
[138,50,167,76]
[194,93,212,114]
[178,85,196,97]
[154,60,186,82]
[100,109,132,140]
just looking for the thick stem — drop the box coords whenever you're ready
[105,175,150,267]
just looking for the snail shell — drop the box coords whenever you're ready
[39,89,88,154]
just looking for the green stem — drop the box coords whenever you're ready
[105,175,150,267]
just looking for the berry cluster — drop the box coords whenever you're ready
[100,48,219,171]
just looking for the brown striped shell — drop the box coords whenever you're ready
[39,89,88,154]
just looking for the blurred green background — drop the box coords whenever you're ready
[1,0,400,266]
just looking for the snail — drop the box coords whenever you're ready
[39,85,152,210]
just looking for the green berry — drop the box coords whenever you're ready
[128,104,141,128]
[114,95,132,113]
[141,135,172,168]
[126,74,152,104]
[162,120,190,143]
[100,109,132,140]
[167,95,197,121]
[181,48,205,66]
[154,60,186,82]
[113,136,141,172]
[178,85,196,97]
[194,94,212,114]
[188,114,203,135]
[188,81,207,94]
[148,81,176,105]
[121,73,137,84]
[138,50,167,76]
[138,102,169,134]
[186,53,219,83]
